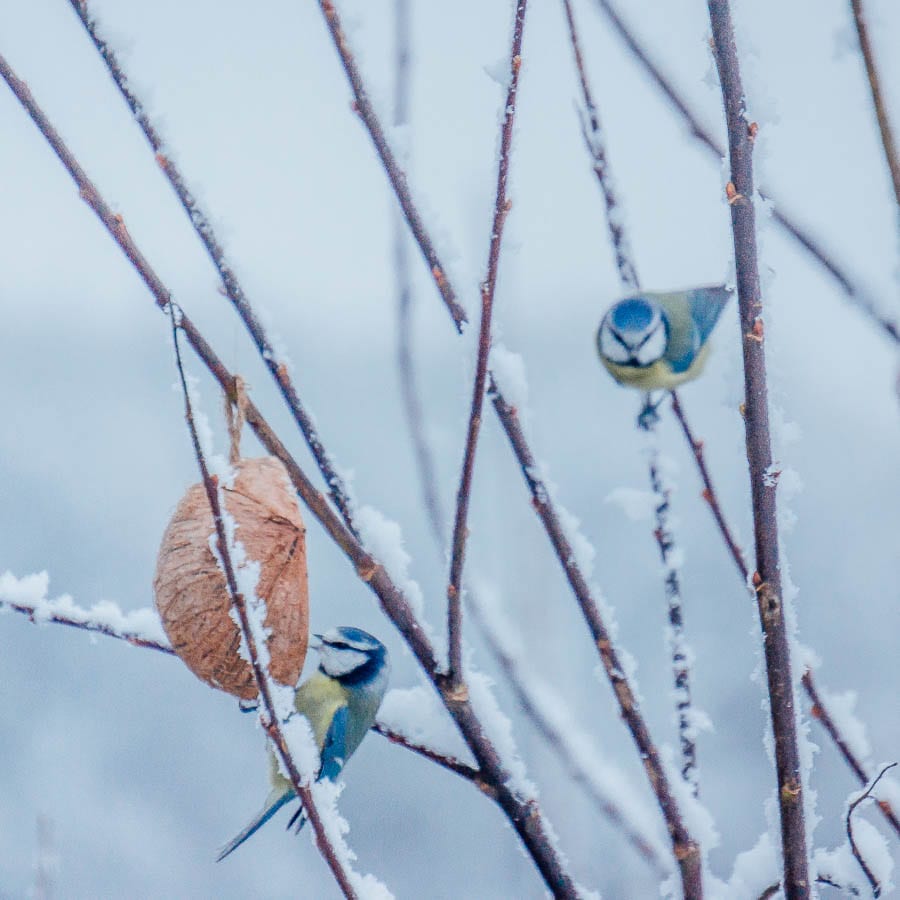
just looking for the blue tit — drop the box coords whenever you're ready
[217,626,390,861]
[596,286,731,391]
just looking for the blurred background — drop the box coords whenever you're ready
[0,0,898,896]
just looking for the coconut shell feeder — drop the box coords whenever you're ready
[154,455,309,700]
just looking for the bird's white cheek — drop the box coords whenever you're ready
[319,647,369,677]
[599,325,630,363]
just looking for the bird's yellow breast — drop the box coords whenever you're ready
[600,342,711,390]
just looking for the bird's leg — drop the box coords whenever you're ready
[637,392,663,430]
[286,803,308,833]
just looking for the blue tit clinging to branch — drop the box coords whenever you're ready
[217,626,390,861]
[597,286,732,391]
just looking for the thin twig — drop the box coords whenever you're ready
[169,310,358,898]
[447,0,527,689]
[647,452,698,794]
[316,0,467,331]
[706,3,809,895]
[391,0,445,544]
[0,54,578,898]
[846,763,898,898]
[758,876,861,899]
[850,0,900,215]
[562,0,698,795]
[804,672,900,840]
[65,0,359,533]
[371,722,494,795]
[0,597,174,654]
[670,392,748,581]
[593,0,900,345]
[562,0,638,292]
[490,381,702,897]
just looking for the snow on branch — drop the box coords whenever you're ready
[169,310,374,899]
[0,570,171,653]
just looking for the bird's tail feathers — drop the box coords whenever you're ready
[216,790,294,862]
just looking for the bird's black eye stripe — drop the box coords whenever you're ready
[634,328,657,351]
[327,640,350,649]
[609,326,631,351]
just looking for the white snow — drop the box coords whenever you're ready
[468,669,537,800]
[817,687,873,763]
[489,343,530,420]
[377,685,474,766]
[0,570,168,647]
[356,505,427,624]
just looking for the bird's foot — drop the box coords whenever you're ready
[637,395,662,431]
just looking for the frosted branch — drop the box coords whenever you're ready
[706,1,810,891]
[447,0,528,688]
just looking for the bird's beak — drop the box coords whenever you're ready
[311,633,323,650]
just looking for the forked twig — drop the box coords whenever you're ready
[168,309,359,898]
[849,0,900,215]
[804,672,900,840]
[299,2,700,887]
[0,53,577,898]
[490,383,702,896]
[65,0,359,533]
[672,396,900,842]
[706,1,809,893]
[562,0,698,795]
[594,0,900,345]
[447,0,527,689]
[846,763,898,898]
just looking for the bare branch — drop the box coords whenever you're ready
[804,671,900,840]
[562,0,639,291]
[490,382,702,897]
[846,763,898,898]
[670,392,749,581]
[65,0,360,533]
[562,0,697,796]
[168,311,359,898]
[447,0,527,689]
[706,2,809,893]
[593,0,900,345]
[0,53,577,897]
[391,1,445,546]
[316,0,467,331]
[849,0,900,216]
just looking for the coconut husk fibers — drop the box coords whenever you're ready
[154,456,308,700]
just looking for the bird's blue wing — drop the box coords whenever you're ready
[687,286,730,345]
[217,789,294,861]
[319,704,350,782]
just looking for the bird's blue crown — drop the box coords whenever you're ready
[610,297,659,333]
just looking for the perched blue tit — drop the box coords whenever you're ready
[596,286,731,391]
[217,626,390,861]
